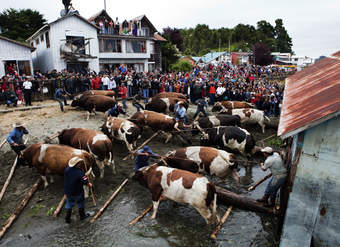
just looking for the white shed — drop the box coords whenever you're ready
[27,13,100,73]
[0,35,34,77]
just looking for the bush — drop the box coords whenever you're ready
[171,60,192,72]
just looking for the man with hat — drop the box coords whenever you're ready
[135,146,160,172]
[64,157,93,223]
[257,147,287,207]
[175,101,190,128]
[6,122,28,166]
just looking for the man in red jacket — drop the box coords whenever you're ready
[119,83,128,110]
[92,75,101,90]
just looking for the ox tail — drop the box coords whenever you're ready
[264,114,270,123]
[212,193,218,224]
[87,143,99,160]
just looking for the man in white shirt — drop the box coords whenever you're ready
[108,75,116,92]
[257,147,287,207]
[101,74,110,91]
[23,76,33,106]
[215,83,226,101]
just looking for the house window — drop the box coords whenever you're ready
[65,36,85,54]
[40,34,44,42]
[126,40,146,53]
[36,38,40,45]
[45,32,50,48]
[30,42,34,47]
[140,27,149,37]
[99,38,122,53]
[17,61,31,76]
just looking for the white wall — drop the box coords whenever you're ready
[0,39,33,77]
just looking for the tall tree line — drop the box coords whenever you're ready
[163,19,293,57]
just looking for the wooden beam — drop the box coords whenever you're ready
[53,195,66,217]
[129,204,153,226]
[210,206,233,239]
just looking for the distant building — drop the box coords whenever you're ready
[290,55,314,68]
[231,52,250,64]
[26,10,166,73]
[271,52,292,65]
[0,35,34,77]
[198,51,230,65]
[278,51,340,246]
[179,56,196,66]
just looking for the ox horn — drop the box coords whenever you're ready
[85,166,92,176]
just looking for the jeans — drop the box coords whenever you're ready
[127,85,133,97]
[7,98,18,107]
[265,176,286,202]
[209,93,215,105]
[55,96,67,112]
[66,194,85,209]
[122,98,127,110]
[133,102,144,111]
[193,108,207,118]
[10,144,26,165]
[24,89,32,106]
[143,89,149,103]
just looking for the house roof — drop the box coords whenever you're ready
[154,32,166,41]
[192,57,202,62]
[88,9,113,23]
[201,51,228,63]
[27,13,100,41]
[131,15,157,33]
[0,35,35,51]
[278,50,340,139]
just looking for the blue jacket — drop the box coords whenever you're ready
[64,166,89,196]
[54,88,65,98]
[7,128,28,145]
[108,106,126,117]
[135,149,158,171]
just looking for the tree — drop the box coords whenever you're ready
[171,60,192,72]
[253,42,273,65]
[161,39,180,72]
[163,27,184,52]
[0,8,47,42]
[274,19,293,53]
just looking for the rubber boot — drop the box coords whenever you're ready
[65,209,72,224]
[256,194,269,203]
[264,199,275,208]
[79,208,88,220]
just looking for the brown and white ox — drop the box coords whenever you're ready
[20,144,95,196]
[154,92,187,100]
[220,108,270,133]
[146,97,189,113]
[212,101,254,111]
[71,95,116,120]
[82,90,115,98]
[100,116,142,151]
[133,164,219,224]
[58,128,115,178]
[129,110,191,144]
[165,146,240,185]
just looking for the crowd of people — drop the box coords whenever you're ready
[0,63,289,117]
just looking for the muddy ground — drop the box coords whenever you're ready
[0,101,280,247]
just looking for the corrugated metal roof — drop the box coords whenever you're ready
[0,35,35,51]
[278,50,340,138]
[154,32,166,41]
[201,51,228,63]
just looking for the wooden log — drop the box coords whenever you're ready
[216,186,273,214]
[90,178,128,223]
[0,139,6,150]
[0,138,29,203]
[129,204,153,226]
[248,173,272,191]
[53,195,66,217]
[123,130,161,161]
[0,178,41,240]
[210,206,233,240]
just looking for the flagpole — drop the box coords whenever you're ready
[104,0,107,10]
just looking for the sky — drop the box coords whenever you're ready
[1,0,339,58]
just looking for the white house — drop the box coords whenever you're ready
[27,13,100,73]
[0,35,34,77]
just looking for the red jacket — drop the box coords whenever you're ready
[92,77,101,89]
[119,86,127,98]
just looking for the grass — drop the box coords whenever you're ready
[266,136,284,148]
[1,213,11,220]
[46,205,57,216]
[28,204,45,216]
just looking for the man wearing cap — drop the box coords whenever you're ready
[64,157,93,223]
[6,122,29,166]
[135,146,160,172]
[257,147,287,207]
[175,101,190,128]
[108,104,128,118]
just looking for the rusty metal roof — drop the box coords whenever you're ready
[278,51,340,138]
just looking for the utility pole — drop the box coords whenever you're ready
[104,0,107,10]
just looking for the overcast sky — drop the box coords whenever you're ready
[1,0,339,58]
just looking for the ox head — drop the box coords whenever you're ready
[71,99,79,107]
[199,133,210,146]
[132,164,158,188]
[211,102,223,112]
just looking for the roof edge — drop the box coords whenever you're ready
[280,110,340,139]
[0,35,35,51]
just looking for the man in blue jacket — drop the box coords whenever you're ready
[6,122,28,166]
[135,146,160,172]
[64,157,93,223]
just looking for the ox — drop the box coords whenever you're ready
[192,115,241,135]
[58,128,114,178]
[133,164,219,224]
[71,95,116,120]
[82,90,115,98]
[212,101,254,111]
[129,110,190,144]
[154,92,187,100]
[146,97,189,113]
[165,146,240,185]
[200,126,257,156]
[20,144,95,194]
[101,116,141,151]
[220,108,270,133]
